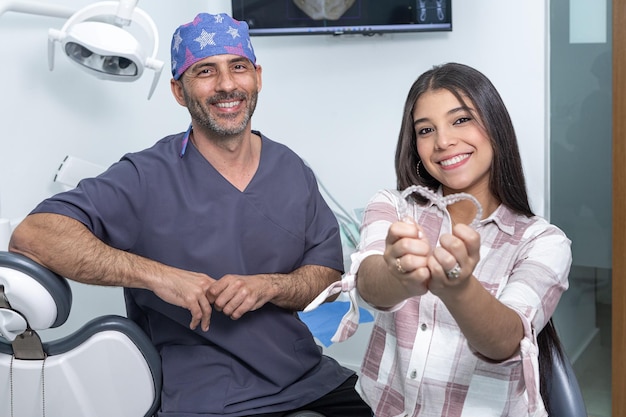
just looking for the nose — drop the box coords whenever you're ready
[215,69,236,92]
[434,126,457,149]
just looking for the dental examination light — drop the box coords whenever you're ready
[0,1,74,18]
[47,0,164,99]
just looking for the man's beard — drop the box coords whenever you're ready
[186,90,258,137]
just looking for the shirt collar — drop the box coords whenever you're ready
[482,204,517,235]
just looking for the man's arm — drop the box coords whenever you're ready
[9,212,216,331]
[10,213,341,326]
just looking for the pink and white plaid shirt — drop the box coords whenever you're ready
[306,189,571,417]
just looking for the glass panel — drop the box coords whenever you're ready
[550,1,612,416]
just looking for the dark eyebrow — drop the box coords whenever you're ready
[229,57,251,65]
[413,106,471,126]
[189,61,216,73]
[189,57,252,73]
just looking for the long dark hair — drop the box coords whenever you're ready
[394,63,564,413]
[395,62,530,215]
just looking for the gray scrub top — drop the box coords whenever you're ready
[32,131,353,417]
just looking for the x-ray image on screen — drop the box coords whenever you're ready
[231,0,452,36]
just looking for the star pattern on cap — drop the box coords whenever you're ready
[182,48,197,71]
[191,14,203,26]
[195,29,216,49]
[225,43,246,57]
[173,31,183,52]
[226,26,240,39]
[171,13,256,79]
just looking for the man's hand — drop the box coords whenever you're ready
[207,274,276,320]
[151,269,217,332]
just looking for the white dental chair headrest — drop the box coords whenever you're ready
[0,252,71,341]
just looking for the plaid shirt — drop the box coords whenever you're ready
[306,189,571,417]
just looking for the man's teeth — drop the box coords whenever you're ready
[216,101,240,108]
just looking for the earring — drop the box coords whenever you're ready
[416,160,423,178]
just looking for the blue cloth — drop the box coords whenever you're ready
[32,131,353,417]
[299,301,374,347]
[171,13,256,80]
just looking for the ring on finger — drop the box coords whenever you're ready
[446,263,461,280]
[395,257,406,274]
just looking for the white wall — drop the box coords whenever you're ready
[0,0,550,365]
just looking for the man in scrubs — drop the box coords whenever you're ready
[9,12,371,417]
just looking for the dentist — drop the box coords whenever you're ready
[10,12,371,417]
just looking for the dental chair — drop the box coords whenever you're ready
[0,251,162,417]
[1,249,584,417]
[0,251,326,417]
[547,344,588,417]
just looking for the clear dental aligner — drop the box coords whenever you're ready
[398,185,483,229]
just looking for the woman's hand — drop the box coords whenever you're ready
[427,223,481,296]
[383,219,433,297]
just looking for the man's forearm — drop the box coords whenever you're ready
[9,212,157,290]
[267,264,341,311]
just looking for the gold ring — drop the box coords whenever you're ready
[395,257,406,273]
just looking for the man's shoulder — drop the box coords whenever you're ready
[120,132,184,162]
[255,130,310,167]
[140,132,184,153]
[255,130,296,153]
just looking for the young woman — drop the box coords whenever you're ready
[317,63,571,416]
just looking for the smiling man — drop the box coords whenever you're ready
[9,12,371,417]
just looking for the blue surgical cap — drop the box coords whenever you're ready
[170,13,257,80]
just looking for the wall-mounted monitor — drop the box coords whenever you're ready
[231,0,452,36]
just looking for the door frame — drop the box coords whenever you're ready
[613,0,625,414]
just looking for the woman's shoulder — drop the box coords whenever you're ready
[365,189,410,210]
[494,205,570,242]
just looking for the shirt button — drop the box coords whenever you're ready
[420,323,427,331]
[410,370,417,379]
